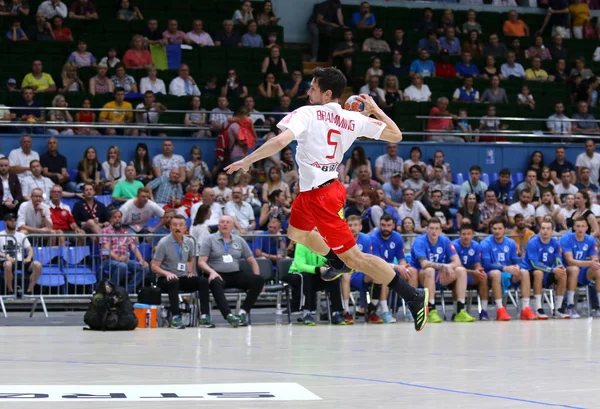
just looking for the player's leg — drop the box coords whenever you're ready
[451,267,475,322]
[377,284,396,324]
[489,269,511,321]
[587,263,600,316]
[26,261,42,294]
[553,271,569,318]
[367,284,384,324]
[565,266,580,317]
[418,267,440,323]
[340,274,354,324]
[517,268,536,320]
[3,260,14,293]
[531,270,548,319]
[471,274,490,320]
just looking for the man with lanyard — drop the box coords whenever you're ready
[152,214,214,329]
[197,215,265,327]
[561,216,600,318]
[480,218,536,321]
[520,220,567,320]
[411,217,474,323]
[459,165,487,207]
[369,214,417,323]
[452,223,489,320]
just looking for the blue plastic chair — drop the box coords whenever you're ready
[453,173,465,185]
[34,247,64,289]
[481,173,490,185]
[95,195,113,207]
[61,246,97,286]
[491,173,499,183]
[60,197,78,210]
[146,216,161,229]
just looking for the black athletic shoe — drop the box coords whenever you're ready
[407,288,429,332]
[321,264,353,281]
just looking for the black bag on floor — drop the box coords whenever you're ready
[138,285,162,305]
[84,280,138,331]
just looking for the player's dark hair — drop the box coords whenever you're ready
[459,223,474,232]
[380,214,395,223]
[514,213,524,221]
[499,168,511,176]
[490,218,506,228]
[428,217,442,227]
[470,165,482,173]
[409,164,421,174]
[347,215,362,223]
[431,189,442,196]
[573,216,589,226]
[561,168,571,177]
[312,67,346,99]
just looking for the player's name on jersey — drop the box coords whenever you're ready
[316,109,356,131]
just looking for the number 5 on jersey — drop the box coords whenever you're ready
[326,129,340,159]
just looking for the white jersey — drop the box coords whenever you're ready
[277,103,386,192]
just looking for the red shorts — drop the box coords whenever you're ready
[289,180,355,254]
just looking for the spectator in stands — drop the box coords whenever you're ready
[452,76,479,103]
[404,146,427,175]
[111,63,138,93]
[435,49,457,78]
[69,0,97,20]
[365,56,383,83]
[184,96,208,137]
[100,209,148,293]
[383,50,408,79]
[47,94,73,135]
[480,189,507,232]
[439,27,460,56]
[168,64,200,97]
[21,160,53,202]
[570,0,591,38]
[0,0,29,16]
[48,185,84,246]
[306,0,343,62]
[198,215,264,327]
[577,139,600,183]
[185,147,210,187]
[460,47,484,75]
[152,140,185,183]
[37,0,66,19]
[101,145,127,192]
[513,170,541,206]
[152,214,213,329]
[117,0,142,21]
[163,19,192,45]
[135,90,167,136]
[57,62,83,93]
[6,20,27,41]
[9,135,39,185]
[572,101,600,134]
[417,30,440,56]
[549,35,568,61]
[571,57,594,80]
[261,47,288,74]
[99,48,120,68]
[332,29,357,80]
[186,19,214,46]
[232,0,254,25]
[283,70,308,100]
[500,51,525,79]
[0,213,42,295]
[509,38,525,60]
[351,1,375,29]
[241,20,263,48]
[538,166,556,199]
[74,99,100,136]
[517,85,536,110]
[576,166,599,195]
[480,76,508,104]
[358,76,385,108]
[72,183,109,233]
[120,187,164,232]
[509,190,537,230]
[22,60,56,93]
[89,63,114,96]
[27,12,54,41]
[0,157,22,219]
[460,165,487,206]
[209,97,233,132]
[483,33,507,58]
[344,146,371,183]
[143,18,164,46]
[460,31,482,59]
[478,105,509,141]
[403,74,431,102]
[139,66,165,94]
[547,101,571,135]
[256,0,279,26]
[13,87,44,134]
[415,7,436,32]
[525,36,551,61]
[426,97,463,142]
[190,187,222,223]
[550,59,568,83]
[221,69,248,99]
[488,168,511,207]
[457,192,480,230]
[190,204,211,251]
[224,186,255,234]
[112,165,142,204]
[215,19,242,47]
[525,57,549,82]
[40,137,74,193]
[428,165,455,206]
[527,150,545,180]
[255,218,285,260]
[67,40,96,67]
[503,10,529,37]
[538,0,570,38]
[575,76,599,106]
[409,49,435,78]
[398,188,430,233]
[346,165,379,205]
[404,165,428,202]
[147,167,183,208]
[481,55,499,79]
[382,75,402,108]
[123,35,153,69]
[509,214,535,257]
[76,147,102,192]
[569,190,599,237]
[388,27,410,56]
[50,15,72,42]
[99,87,135,136]
[16,186,55,237]
[131,143,153,185]
[382,172,402,207]
[362,26,390,53]
[555,170,579,203]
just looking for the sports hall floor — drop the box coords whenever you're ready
[0,313,598,409]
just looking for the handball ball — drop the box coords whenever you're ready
[344,95,364,112]
[25,115,36,123]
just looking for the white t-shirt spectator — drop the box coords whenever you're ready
[535,204,559,218]
[224,201,254,230]
[187,31,215,46]
[135,103,161,124]
[403,85,432,102]
[16,200,51,230]
[554,183,579,199]
[190,201,222,224]
[358,85,386,103]
[508,202,535,220]
[398,200,427,229]
[22,175,54,203]
[140,77,166,94]
[120,199,165,226]
[576,152,600,186]
[102,160,127,182]
[0,230,30,261]
[169,77,201,96]
[37,0,67,19]
[152,154,185,177]
[8,148,40,184]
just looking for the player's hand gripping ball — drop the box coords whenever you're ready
[343,95,365,113]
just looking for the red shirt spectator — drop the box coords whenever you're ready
[434,61,456,78]
[123,35,153,68]
[49,202,76,230]
[51,16,73,41]
[426,104,453,133]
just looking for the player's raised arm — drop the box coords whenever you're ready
[225,129,295,174]
[357,94,402,143]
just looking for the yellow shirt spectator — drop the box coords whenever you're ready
[100,101,133,123]
[525,68,549,81]
[569,3,590,28]
[21,73,55,92]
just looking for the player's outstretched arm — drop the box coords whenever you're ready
[224,129,296,174]
[357,94,402,143]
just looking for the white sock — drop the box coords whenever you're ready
[555,296,564,312]
[534,295,542,310]
[458,298,465,304]
[481,300,488,310]
[371,299,379,306]
[239,308,247,315]
[342,300,349,312]
[522,298,530,308]
[379,300,389,313]
[567,291,575,305]
[201,314,207,319]
[495,299,503,309]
